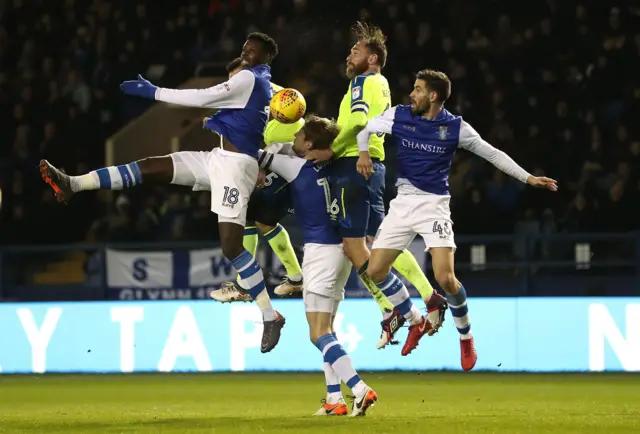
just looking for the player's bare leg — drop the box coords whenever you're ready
[256,221,303,296]
[430,247,477,371]
[220,221,284,353]
[368,248,447,355]
[307,302,377,417]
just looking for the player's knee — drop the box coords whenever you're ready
[434,270,459,294]
[366,261,390,284]
[255,221,275,235]
[342,238,368,268]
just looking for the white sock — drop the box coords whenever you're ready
[255,290,276,321]
[287,272,302,282]
[460,331,473,340]
[231,250,276,321]
[70,173,100,192]
[407,305,422,325]
[324,363,342,404]
[351,380,368,397]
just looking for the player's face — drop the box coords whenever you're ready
[240,40,264,68]
[293,129,311,155]
[409,79,435,115]
[346,40,370,79]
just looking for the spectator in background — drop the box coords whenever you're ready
[0,0,638,247]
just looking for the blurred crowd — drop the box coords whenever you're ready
[1,0,639,247]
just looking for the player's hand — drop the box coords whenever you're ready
[526,176,558,191]
[357,151,374,180]
[305,148,334,163]
[120,74,158,99]
[256,169,266,188]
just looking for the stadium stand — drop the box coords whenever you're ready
[1,0,638,247]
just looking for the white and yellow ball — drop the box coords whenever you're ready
[270,88,306,124]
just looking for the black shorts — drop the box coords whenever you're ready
[246,171,293,227]
[329,157,385,238]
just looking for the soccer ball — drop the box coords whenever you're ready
[270,88,306,124]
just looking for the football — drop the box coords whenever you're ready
[270,88,307,124]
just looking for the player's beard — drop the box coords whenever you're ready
[346,60,368,79]
[411,99,430,116]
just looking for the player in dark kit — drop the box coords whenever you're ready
[357,69,558,366]
[306,22,446,350]
[257,115,378,416]
[39,33,286,354]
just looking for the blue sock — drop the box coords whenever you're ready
[316,334,365,396]
[230,250,275,320]
[375,272,419,321]
[324,332,341,398]
[71,162,143,192]
[447,285,471,336]
[96,162,142,189]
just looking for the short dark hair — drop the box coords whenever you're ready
[226,57,242,73]
[247,32,279,63]
[416,69,451,103]
[302,115,340,150]
[352,22,387,68]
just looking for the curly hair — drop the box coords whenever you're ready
[247,32,279,63]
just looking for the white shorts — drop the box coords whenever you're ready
[372,193,456,252]
[303,293,340,316]
[302,243,352,313]
[170,148,258,226]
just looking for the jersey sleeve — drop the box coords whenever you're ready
[263,142,296,157]
[349,75,375,127]
[357,106,397,152]
[154,70,255,109]
[257,150,305,183]
[458,120,531,183]
[331,76,376,154]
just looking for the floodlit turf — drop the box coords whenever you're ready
[0,372,638,433]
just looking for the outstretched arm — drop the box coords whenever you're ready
[458,120,558,191]
[155,70,256,108]
[121,70,257,109]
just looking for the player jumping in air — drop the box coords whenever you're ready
[211,57,305,303]
[258,115,377,417]
[39,33,286,354]
[306,22,448,349]
[357,69,558,368]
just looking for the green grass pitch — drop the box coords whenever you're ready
[0,372,638,433]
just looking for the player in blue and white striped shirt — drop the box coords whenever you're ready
[258,116,378,416]
[357,69,557,369]
[39,33,286,354]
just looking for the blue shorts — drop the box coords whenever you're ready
[329,157,386,238]
[246,171,293,226]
